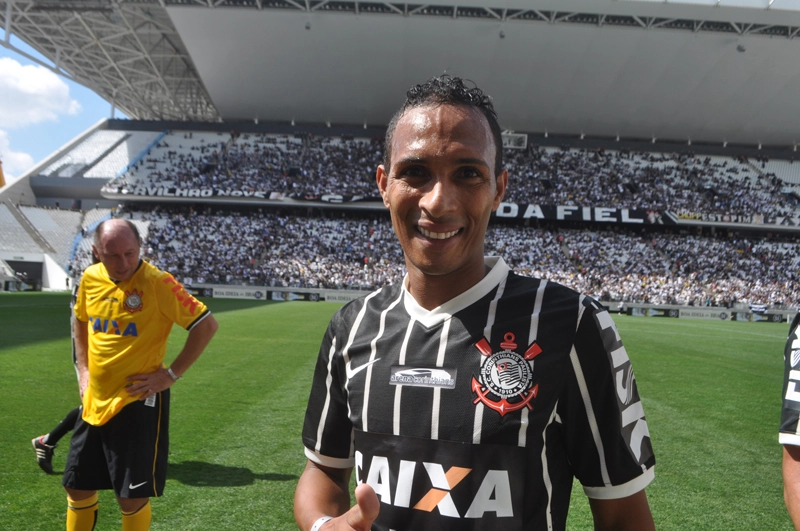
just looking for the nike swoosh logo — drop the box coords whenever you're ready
[346,358,380,380]
[129,481,148,490]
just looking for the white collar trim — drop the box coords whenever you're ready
[402,256,509,328]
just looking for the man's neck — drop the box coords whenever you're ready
[405,261,490,311]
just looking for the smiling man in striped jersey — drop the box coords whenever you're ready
[294,75,656,531]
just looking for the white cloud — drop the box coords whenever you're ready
[0,57,82,129]
[0,129,35,180]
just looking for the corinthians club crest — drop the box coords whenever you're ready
[124,289,144,313]
[471,332,541,416]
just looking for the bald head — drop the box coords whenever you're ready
[94,219,141,247]
[92,219,142,281]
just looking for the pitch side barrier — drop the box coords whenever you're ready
[181,286,794,321]
[621,303,791,322]
[185,284,367,303]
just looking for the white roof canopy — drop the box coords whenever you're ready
[4,0,800,146]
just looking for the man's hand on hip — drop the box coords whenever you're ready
[126,368,174,400]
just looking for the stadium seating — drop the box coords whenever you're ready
[56,206,795,308]
[40,131,128,178]
[84,132,162,179]
[4,127,799,308]
[105,137,800,218]
[18,206,82,267]
[0,204,43,253]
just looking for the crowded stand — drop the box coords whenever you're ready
[6,126,799,309]
[504,148,798,217]
[108,131,380,199]
[104,130,800,219]
[58,206,799,309]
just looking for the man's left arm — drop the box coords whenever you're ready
[588,491,655,531]
[569,300,656,528]
[127,314,219,398]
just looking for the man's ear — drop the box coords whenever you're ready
[376,165,390,208]
[492,168,508,211]
[91,245,100,262]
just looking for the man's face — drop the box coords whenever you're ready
[93,223,141,282]
[377,104,507,284]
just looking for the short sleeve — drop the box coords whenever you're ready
[73,273,89,322]
[153,271,209,330]
[780,313,800,446]
[562,298,655,500]
[302,310,356,469]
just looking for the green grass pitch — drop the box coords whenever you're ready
[0,292,794,530]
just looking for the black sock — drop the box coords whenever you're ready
[47,406,81,445]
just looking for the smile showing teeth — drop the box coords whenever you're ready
[418,227,460,240]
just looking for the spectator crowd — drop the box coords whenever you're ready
[87,130,800,309]
[104,131,800,219]
[67,206,800,309]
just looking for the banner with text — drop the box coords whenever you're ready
[494,204,678,225]
[733,312,785,323]
[679,308,730,320]
[111,186,379,204]
[105,185,800,228]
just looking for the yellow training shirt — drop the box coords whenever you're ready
[74,260,209,426]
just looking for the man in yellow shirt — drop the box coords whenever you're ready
[63,219,218,531]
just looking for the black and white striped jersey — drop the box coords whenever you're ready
[302,257,655,530]
[780,313,800,446]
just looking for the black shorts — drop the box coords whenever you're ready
[63,389,170,499]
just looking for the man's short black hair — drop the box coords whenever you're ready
[383,74,504,177]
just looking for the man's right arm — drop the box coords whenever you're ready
[72,317,89,398]
[293,460,378,531]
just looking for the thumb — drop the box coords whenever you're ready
[344,483,380,530]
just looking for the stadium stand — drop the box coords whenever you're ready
[0,204,42,254]
[104,137,800,218]
[3,124,799,308]
[18,206,82,267]
[51,205,795,308]
[84,132,162,179]
[113,131,230,189]
[40,131,128,178]
[107,131,388,199]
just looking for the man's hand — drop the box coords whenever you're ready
[294,461,380,531]
[321,484,380,530]
[125,314,218,401]
[126,367,174,400]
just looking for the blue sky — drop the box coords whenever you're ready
[0,35,122,181]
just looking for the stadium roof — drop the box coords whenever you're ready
[4,0,800,147]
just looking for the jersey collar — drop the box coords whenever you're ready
[402,256,509,328]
